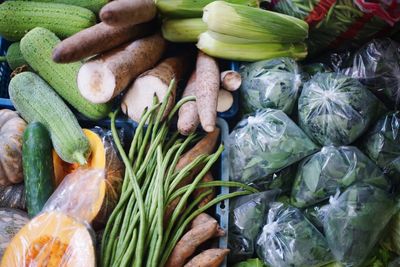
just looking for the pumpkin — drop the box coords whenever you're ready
[0,183,26,210]
[0,211,95,267]
[0,109,26,186]
[53,128,124,228]
[0,208,29,259]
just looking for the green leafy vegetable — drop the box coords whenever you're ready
[250,165,297,194]
[228,109,318,183]
[233,258,267,267]
[256,202,334,267]
[382,211,400,255]
[291,146,389,208]
[298,72,385,146]
[240,58,302,115]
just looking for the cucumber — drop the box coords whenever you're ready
[12,0,108,13]
[5,43,28,70]
[9,71,91,165]
[0,1,96,41]
[20,27,111,120]
[22,122,55,218]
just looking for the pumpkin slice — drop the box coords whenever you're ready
[1,211,95,267]
[52,128,124,228]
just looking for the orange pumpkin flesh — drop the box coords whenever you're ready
[0,211,95,267]
[52,129,123,228]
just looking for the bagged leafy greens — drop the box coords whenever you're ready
[256,202,334,267]
[291,146,389,208]
[240,58,302,115]
[303,203,329,232]
[228,190,279,262]
[323,184,396,267]
[343,39,400,109]
[250,165,297,194]
[233,258,266,267]
[361,111,400,183]
[227,109,318,183]
[298,72,385,146]
[382,211,400,255]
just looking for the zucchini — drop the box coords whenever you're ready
[0,1,96,41]
[9,71,91,165]
[20,27,111,120]
[5,43,27,70]
[12,0,108,13]
[22,122,55,218]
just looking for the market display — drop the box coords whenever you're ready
[1,0,400,266]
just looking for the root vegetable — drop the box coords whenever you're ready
[164,129,220,223]
[220,70,241,92]
[100,0,156,27]
[77,33,166,104]
[191,213,217,228]
[184,249,230,267]
[178,71,200,136]
[121,55,189,122]
[165,220,225,267]
[196,52,220,133]
[193,172,216,208]
[52,22,155,63]
[217,89,233,113]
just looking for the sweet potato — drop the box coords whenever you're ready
[217,89,233,113]
[52,22,154,63]
[192,172,216,208]
[184,249,230,267]
[100,0,156,27]
[77,33,166,104]
[165,220,225,267]
[220,70,241,92]
[178,71,200,136]
[191,213,217,229]
[196,52,220,132]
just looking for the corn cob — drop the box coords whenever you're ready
[162,18,207,42]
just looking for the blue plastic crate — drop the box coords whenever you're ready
[0,37,11,106]
[217,62,240,122]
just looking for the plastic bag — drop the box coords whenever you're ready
[0,208,29,258]
[0,169,103,267]
[0,183,26,210]
[227,109,318,183]
[291,146,389,208]
[343,39,400,109]
[256,202,334,267]
[250,165,297,194]
[240,58,302,115]
[228,191,279,262]
[298,72,385,146]
[303,203,329,232]
[323,184,396,267]
[361,111,400,183]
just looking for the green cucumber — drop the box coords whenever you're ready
[9,71,91,165]
[0,1,96,41]
[20,27,111,120]
[12,0,108,13]
[22,122,55,218]
[5,43,28,70]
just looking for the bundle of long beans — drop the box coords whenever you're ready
[272,0,397,55]
[101,80,257,267]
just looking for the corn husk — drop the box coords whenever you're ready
[162,18,207,42]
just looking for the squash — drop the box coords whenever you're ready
[0,183,26,210]
[0,109,27,186]
[0,208,29,259]
[53,128,124,228]
[0,211,95,267]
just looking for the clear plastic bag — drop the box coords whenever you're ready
[303,203,329,232]
[256,202,334,267]
[343,39,400,109]
[291,146,389,208]
[298,72,386,146]
[0,183,26,210]
[0,208,29,258]
[240,58,302,115]
[228,190,279,262]
[250,164,297,194]
[361,111,400,183]
[227,109,318,183]
[323,184,396,267]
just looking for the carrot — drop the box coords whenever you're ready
[178,71,200,136]
[165,220,225,267]
[184,249,230,267]
[52,22,155,63]
[164,129,220,223]
[220,70,242,92]
[196,51,220,133]
[100,0,157,27]
[121,54,190,122]
[77,33,166,104]
[193,172,216,208]
[217,89,233,113]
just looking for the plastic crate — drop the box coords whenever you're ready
[217,61,240,122]
[0,37,11,107]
